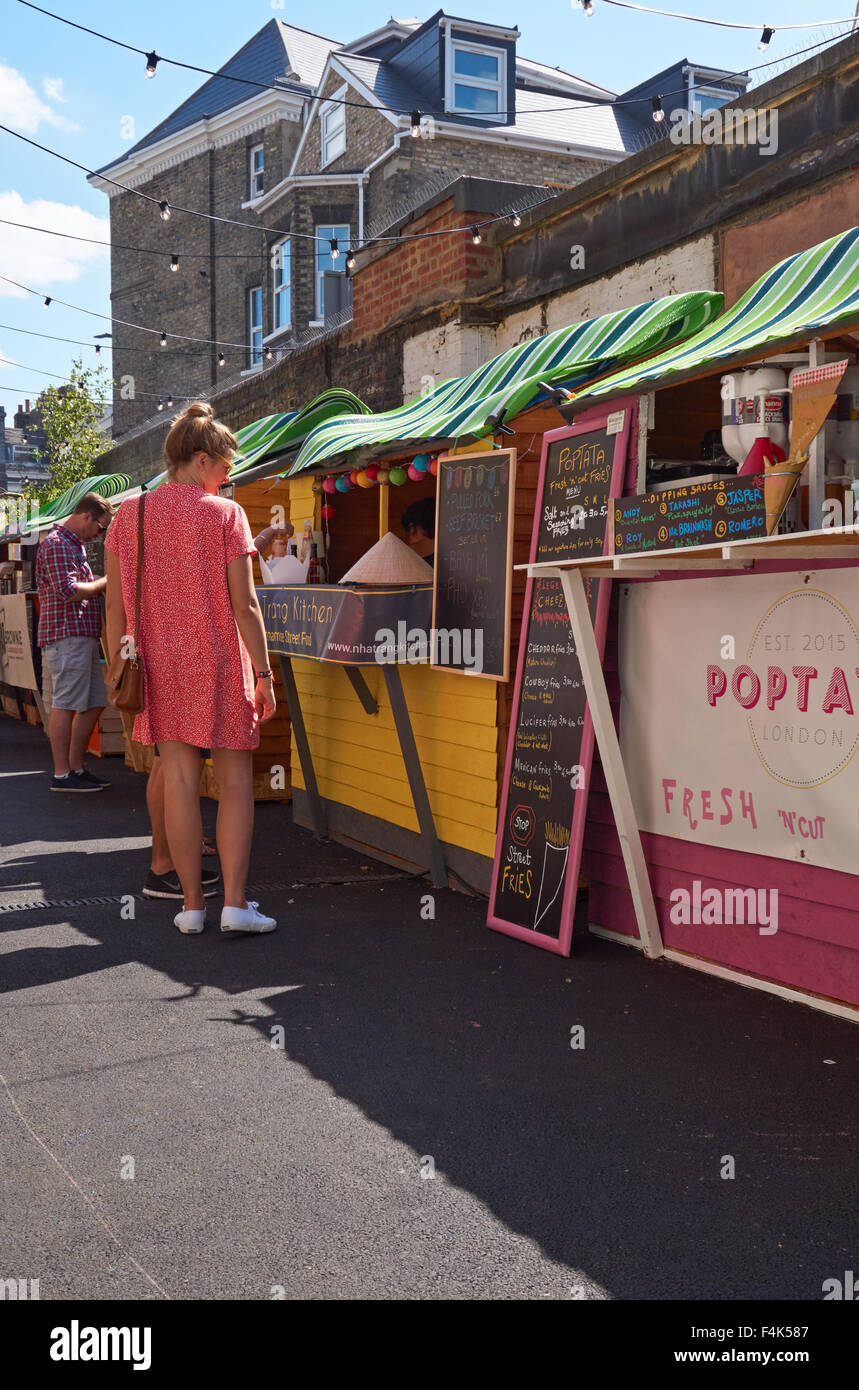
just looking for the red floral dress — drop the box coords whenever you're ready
[105,484,259,749]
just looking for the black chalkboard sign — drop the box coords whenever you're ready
[489,408,633,954]
[613,475,767,553]
[432,448,516,681]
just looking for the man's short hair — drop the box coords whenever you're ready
[401,497,436,539]
[73,491,113,521]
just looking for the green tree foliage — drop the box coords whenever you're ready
[30,359,110,505]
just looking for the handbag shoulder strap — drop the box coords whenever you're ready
[133,493,145,647]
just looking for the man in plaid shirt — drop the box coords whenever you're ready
[36,491,114,792]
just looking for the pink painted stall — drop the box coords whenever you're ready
[512,227,859,1020]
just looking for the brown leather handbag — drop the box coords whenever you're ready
[106,494,145,715]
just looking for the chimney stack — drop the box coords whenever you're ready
[25,399,30,412]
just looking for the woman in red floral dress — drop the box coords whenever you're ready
[105,403,277,936]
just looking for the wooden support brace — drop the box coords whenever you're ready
[382,664,447,889]
[277,654,327,839]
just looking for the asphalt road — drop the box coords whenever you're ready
[1,716,856,1301]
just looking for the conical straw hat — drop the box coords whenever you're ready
[339,530,434,585]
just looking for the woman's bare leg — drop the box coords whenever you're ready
[210,748,254,909]
[158,742,204,910]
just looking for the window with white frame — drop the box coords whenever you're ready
[320,88,346,166]
[249,143,264,198]
[688,77,734,116]
[248,286,263,366]
[314,224,349,321]
[448,40,505,115]
[272,240,291,332]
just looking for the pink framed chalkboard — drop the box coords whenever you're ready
[487,398,637,955]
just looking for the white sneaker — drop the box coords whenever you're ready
[220,901,277,934]
[174,908,206,934]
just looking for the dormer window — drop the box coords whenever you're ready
[321,86,346,166]
[448,40,505,115]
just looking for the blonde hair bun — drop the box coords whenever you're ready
[184,401,214,420]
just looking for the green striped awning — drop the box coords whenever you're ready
[574,225,859,403]
[1,472,132,540]
[140,389,373,491]
[282,291,722,475]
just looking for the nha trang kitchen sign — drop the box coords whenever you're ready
[619,568,859,874]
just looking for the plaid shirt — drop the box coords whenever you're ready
[36,524,102,646]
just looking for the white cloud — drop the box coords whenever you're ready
[43,77,66,103]
[0,192,109,301]
[0,65,79,133]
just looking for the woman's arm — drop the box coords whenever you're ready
[227,553,275,723]
[105,549,127,662]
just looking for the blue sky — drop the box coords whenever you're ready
[1,0,855,423]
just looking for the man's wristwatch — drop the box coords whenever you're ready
[256,668,273,680]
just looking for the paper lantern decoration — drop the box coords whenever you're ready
[428,458,438,477]
[389,467,407,486]
[323,476,337,494]
[376,468,390,484]
[412,453,429,472]
[356,470,374,488]
[335,476,350,492]
[407,464,423,481]
[321,504,335,520]
[349,469,360,486]
[365,464,380,482]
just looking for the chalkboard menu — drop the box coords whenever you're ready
[488,407,633,955]
[614,475,766,553]
[432,448,516,680]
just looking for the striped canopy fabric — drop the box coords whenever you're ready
[282,291,723,475]
[1,472,131,541]
[140,390,372,492]
[575,226,859,403]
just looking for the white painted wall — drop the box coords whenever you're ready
[402,323,497,404]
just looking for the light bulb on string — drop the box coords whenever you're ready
[471,226,482,245]
[170,254,179,272]
[156,399,164,411]
[410,110,421,138]
[166,395,173,408]
[43,296,51,309]
[651,96,664,124]
[159,200,171,222]
[159,331,167,347]
[330,238,339,261]
[95,344,100,355]
[759,26,774,51]
[264,347,273,361]
[346,247,356,270]
[218,351,225,367]
[511,211,521,227]
[582,0,595,14]
[145,51,159,78]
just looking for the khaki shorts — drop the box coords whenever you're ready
[43,636,107,712]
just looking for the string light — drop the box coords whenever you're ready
[217,351,225,366]
[170,254,179,271]
[651,95,664,123]
[511,211,521,227]
[43,296,51,308]
[159,331,167,347]
[264,346,273,361]
[329,238,339,261]
[582,0,595,12]
[158,200,171,222]
[346,247,356,270]
[156,398,163,410]
[94,344,100,354]
[166,394,173,407]
[410,110,421,137]
[759,26,774,50]
[145,51,159,78]
[471,226,482,244]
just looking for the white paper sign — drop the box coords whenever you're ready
[606,410,625,437]
[619,568,859,873]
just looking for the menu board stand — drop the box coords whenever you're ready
[487,401,635,954]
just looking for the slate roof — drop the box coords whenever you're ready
[95,21,340,173]
[333,52,435,114]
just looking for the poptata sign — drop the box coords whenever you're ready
[619,569,859,874]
